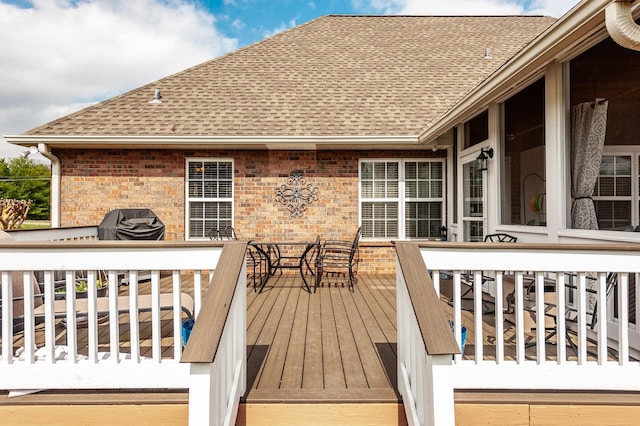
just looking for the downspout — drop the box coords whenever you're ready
[37,143,60,228]
[606,0,640,51]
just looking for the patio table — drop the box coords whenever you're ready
[250,236,320,293]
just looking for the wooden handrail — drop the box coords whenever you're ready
[181,240,248,363]
[415,240,640,253]
[395,242,459,356]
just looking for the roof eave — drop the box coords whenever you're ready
[417,0,613,144]
[4,134,425,151]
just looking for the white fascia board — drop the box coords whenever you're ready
[4,134,420,148]
[417,0,613,144]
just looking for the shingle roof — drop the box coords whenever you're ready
[26,15,556,138]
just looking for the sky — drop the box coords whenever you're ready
[0,0,581,160]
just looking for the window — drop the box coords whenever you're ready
[186,159,233,239]
[360,159,444,239]
[594,153,634,230]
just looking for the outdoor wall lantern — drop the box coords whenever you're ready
[275,172,319,217]
[476,147,494,171]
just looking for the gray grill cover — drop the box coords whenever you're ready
[98,209,165,240]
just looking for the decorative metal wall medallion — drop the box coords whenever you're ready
[275,173,319,216]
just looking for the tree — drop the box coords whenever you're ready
[0,157,50,220]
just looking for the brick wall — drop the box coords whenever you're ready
[57,148,443,273]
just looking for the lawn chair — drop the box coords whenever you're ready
[32,291,195,320]
[316,227,361,292]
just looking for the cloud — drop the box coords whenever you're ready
[0,0,238,158]
[231,18,246,30]
[352,0,579,17]
[526,0,581,17]
[262,18,297,39]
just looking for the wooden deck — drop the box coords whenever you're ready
[244,273,399,403]
[7,272,399,403]
[7,271,640,425]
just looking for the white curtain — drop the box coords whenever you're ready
[571,100,609,230]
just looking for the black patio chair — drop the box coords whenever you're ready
[523,272,618,355]
[207,226,237,241]
[484,233,518,243]
[207,226,268,291]
[457,233,519,312]
[316,227,361,292]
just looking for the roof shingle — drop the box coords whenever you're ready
[26,15,556,138]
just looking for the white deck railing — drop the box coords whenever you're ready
[6,226,99,241]
[0,238,247,426]
[396,242,640,426]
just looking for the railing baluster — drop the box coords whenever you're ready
[453,271,462,363]
[432,270,440,295]
[473,271,483,362]
[65,270,78,363]
[43,271,55,363]
[129,270,140,363]
[495,272,505,364]
[595,272,607,364]
[87,270,98,363]
[151,270,161,363]
[577,273,587,364]
[515,271,525,364]
[556,272,567,365]
[535,272,545,363]
[108,270,120,363]
[23,272,35,364]
[618,272,629,366]
[172,270,183,360]
[1,272,13,365]
[194,271,202,317]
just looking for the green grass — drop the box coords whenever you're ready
[19,220,50,230]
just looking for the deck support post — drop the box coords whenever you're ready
[424,354,455,426]
[399,353,455,426]
[188,362,216,426]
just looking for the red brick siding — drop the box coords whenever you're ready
[57,148,444,273]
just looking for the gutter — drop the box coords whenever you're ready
[37,143,60,228]
[605,0,640,50]
[4,134,421,150]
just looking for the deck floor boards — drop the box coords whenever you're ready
[244,273,399,403]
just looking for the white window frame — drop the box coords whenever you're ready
[185,158,234,240]
[593,147,638,230]
[359,158,445,240]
